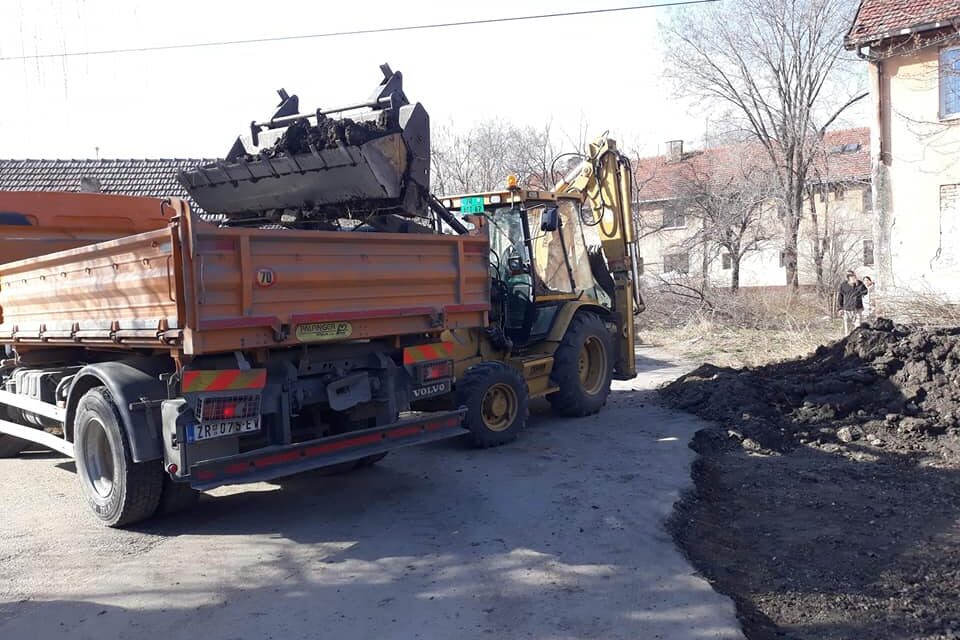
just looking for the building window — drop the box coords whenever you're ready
[834,184,846,200]
[637,257,644,276]
[663,252,689,274]
[721,253,732,270]
[941,46,960,118]
[861,185,872,214]
[863,239,875,266]
[662,203,686,229]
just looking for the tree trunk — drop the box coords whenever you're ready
[808,189,825,294]
[783,191,803,288]
[731,258,741,292]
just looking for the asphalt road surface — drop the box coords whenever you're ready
[0,347,742,640]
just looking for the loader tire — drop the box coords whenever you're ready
[457,362,529,448]
[547,312,614,417]
[74,388,162,527]
[0,435,28,458]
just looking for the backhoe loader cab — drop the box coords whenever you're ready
[440,189,615,349]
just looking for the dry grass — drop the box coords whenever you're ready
[639,284,841,368]
[642,322,838,368]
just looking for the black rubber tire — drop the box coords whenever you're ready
[457,362,529,448]
[547,312,614,417]
[355,452,388,468]
[74,388,163,527]
[0,435,28,458]
[156,474,200,516]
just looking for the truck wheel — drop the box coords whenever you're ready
[457,362,529,447]
[74,388,162,527]
[0,435,28,458]
[156,475,200,516]
[548,312,614,417]
[356,452,388,467]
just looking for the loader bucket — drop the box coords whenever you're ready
[177,65,431,220]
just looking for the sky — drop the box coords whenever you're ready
[0,0,866,161]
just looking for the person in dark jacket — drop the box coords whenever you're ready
[837,270,868,334]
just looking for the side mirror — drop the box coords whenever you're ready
[541,207,560,232]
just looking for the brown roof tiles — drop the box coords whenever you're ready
[845,0,960,48]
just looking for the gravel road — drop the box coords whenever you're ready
[0,347,742,640]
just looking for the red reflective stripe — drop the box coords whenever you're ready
[254,450,301,468]
[182,371,201,390]
[427,417,460,431]
[419,345,438,361]
[387,426,422,439]
[204,370,241,391]
[246,370,268,389]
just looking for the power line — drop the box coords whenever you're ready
[0,0,717,61]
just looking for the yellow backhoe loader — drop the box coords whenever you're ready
[422,136,645,446]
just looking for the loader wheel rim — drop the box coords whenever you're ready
[481,383,519,432]
[80,417,114,498]
[578,336,607,396]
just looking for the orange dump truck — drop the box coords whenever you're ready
[0,190,488,525]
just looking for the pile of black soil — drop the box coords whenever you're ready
[256,115,396,160]
[662,319,960,640]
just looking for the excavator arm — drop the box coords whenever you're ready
[555,136,643,379]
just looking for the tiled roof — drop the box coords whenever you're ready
[845,0,960,48]
[634,128,871,203]
[0,158,217,214]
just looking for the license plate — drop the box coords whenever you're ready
[187,417,260,443]
[411,380,451,400]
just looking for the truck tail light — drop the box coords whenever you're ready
[418,360,453,383]
[196,394,260,422]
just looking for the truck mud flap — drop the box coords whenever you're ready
[188,409,467,490]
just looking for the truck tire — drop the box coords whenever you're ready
[0,435,28,458]
[547,312,614,417]
[156,475,200,516]
[457,362,529,447]
[356,452,388,467]
[74,388,162,527]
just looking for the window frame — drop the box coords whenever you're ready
[721,253,732,270]
[661,203,687,230]
[940,45,960,120]
[663,252,690,274]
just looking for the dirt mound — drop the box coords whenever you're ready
[664,320,960,639]
[663,319,960,455]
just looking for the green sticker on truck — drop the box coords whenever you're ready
[460,196,485,214]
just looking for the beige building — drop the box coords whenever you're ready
[845,0,960,300]
[633,129,873,290]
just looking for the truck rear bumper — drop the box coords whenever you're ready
[188,409,467,490]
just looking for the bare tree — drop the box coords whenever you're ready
[662,0,867,287]
[673,162,778,291]
[431,119,559,194]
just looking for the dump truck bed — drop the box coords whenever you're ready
[0,195,489,355]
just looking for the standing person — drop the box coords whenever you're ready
[837,270,868,334]
[862,276,877,319]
